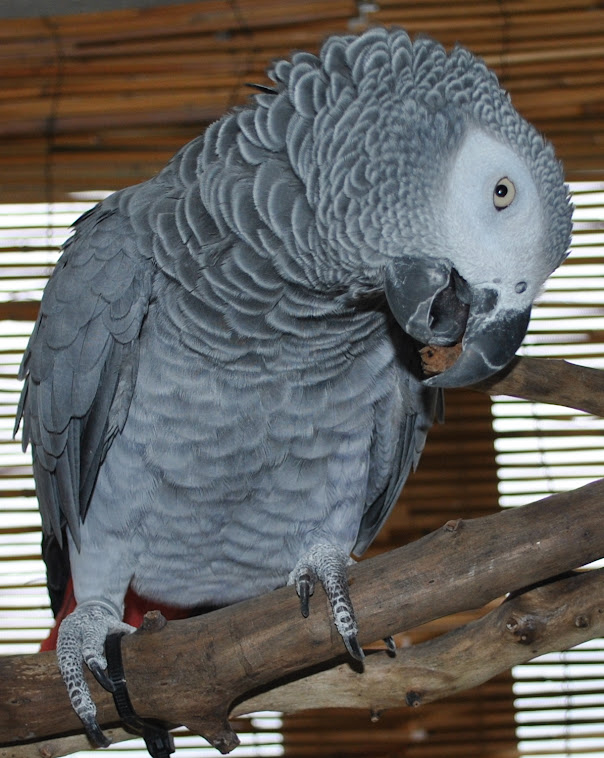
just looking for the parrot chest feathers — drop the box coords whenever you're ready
[151,257,392,375]
[80,313,409,606]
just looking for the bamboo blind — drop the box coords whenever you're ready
[0,0,603,206]
[0,2,603,758]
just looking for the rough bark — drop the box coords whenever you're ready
[2,475,604,755]
[472,355,604,416]
[4,568,602,758]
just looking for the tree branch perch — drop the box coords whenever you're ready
[5,568,604,758]
[2,476,604,754]
[472,355,604,416]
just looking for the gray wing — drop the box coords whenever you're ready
[353,380,443,556]
[16,190,155,549]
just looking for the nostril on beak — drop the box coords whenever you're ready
[471,287,499,316]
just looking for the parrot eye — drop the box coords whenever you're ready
[493,177,516,210]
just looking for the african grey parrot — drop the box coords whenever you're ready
[16,26,572,747]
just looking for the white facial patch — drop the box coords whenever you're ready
[440,128,545,309]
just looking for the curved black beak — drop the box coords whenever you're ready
[385,255,531,388]
[423,305,531,387]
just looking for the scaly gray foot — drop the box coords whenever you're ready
[288,543,363,661]
[57,600,136,746]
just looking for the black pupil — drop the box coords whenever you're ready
[496,184,508,197]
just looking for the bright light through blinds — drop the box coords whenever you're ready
[0,199,283,757]
[491,181,604,758]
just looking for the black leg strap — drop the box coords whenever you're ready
[105,632,175,758]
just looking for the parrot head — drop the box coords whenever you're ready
[383,126,572,387]
[272,28,573,388]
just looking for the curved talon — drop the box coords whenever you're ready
[344,634,365,662]
[298,573,313,618]
[384,636,397,654]
[82,714,112,748]
[90,660,116,693]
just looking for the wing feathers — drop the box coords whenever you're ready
[55,440,80,547]
[33,459,63,543]
[17,189,154,544]
[354,381,441,556]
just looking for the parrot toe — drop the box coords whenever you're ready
[296,572,314,618]
[289,543,363,660]
[344,633,365,662]
[57,601,136,746]
[88,658,116,692]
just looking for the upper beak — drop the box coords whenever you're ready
[385,255,531,388]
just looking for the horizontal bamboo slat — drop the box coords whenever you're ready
[0,0,602,200]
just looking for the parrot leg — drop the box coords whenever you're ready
[288,543,364,662]
[57,601,136,746]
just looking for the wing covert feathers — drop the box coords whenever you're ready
[16,194,154,547]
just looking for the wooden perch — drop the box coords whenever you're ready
[237,568,604,714]
[2,472,604,755]
[472,354,604,416]
[418,350,604,417]
[6,567,603,758]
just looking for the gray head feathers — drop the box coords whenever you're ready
[197,27,571,299]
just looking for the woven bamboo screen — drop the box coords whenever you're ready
[0,2,603,757]
[0,0,603,207]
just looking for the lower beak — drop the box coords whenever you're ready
[423,305,531,387]
[385,255,532,388]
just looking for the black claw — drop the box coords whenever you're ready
[89,660,116,693]
[83,715,111,748]
[298,573,312,618]
[384,636,397,655]
[344,634,365,662]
